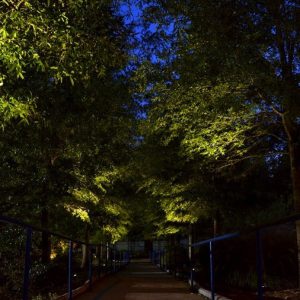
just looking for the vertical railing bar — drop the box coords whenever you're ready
[117,250,119,270]
[110,247,113,272]
[116,248,118,271]
[22,227,32,300]
[174,245,177,277]
[88,246,93,290]
[209,241,215,300]
[256,230,264,300]
[159,250,162,269]
[68,241,73,300]
[113,246,116,272]
[166,244,172,270]
[98,245,101,278]
[106,243,109,274]
[190,267,194,291]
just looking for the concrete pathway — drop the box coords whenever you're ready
[76,259,204,300]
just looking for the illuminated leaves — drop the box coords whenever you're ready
[0,95,35,128]
[181,109,255,160]
[64,206,90,222]
[0,0,133,244]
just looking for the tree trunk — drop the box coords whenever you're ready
[289,141,300,212]
[188,224,193,263]
[81,225,90,269]
[283,115,300,286]
[213,218,217,237]
[81,245,87,269]
[41,208,51,264]
[289,140,300,287]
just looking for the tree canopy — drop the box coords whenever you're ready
[0,0,299,253]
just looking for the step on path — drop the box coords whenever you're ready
[76,259,204,300]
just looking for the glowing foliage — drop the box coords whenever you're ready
[0,0,134,245]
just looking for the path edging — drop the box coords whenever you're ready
[55,275,103,300]
[198,287,232,300]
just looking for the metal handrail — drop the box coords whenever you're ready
[0,214,130,300]
[0,215,109,247]
[190,213,300,300]
[192,232,239,247]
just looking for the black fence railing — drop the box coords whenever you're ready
[150,241,190,279]
[150,214,300,300]
[0,215,130,300]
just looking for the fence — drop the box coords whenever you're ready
[0,215,130,300]
[150,214,300,300]
[150,239,190,279]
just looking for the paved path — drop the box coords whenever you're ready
[76,259,203,300]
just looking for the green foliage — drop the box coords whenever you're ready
[64,166,133,242]
[0,0,297,268]
[0,0,135,247]
[127,0,297,239]
[0,95,35,127]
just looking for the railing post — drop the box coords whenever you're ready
[159,250,162,269]
[209,241,215,300]
[106,243,109,274]
[117,250,119,270]
[116,249,118,271]
[127,251,130,264]
[174,245,177,277]
[110,247,113,272]
[113,247,116,272]
[68,241,73,300]
[22,227,32,300]
[88,246,93,290]
[256,230,264,300]
[166,250,172,270]
[98,245,101,278]
[165,249,168,270]
[190,267,194,291]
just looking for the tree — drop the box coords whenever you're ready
[0,0,135,262]
[138,0,300,280]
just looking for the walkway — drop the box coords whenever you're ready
[77,259,203,300]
